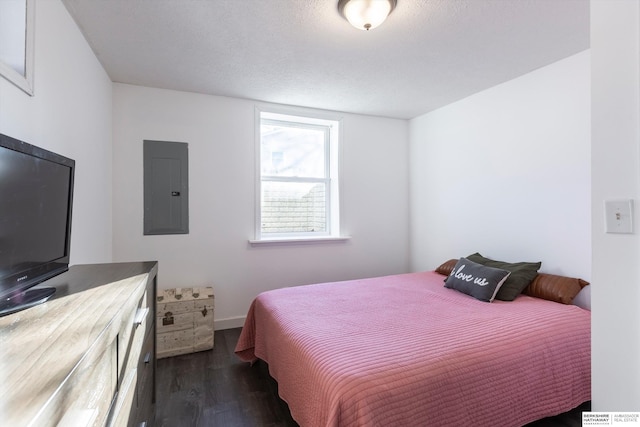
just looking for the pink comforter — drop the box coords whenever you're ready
[235,271,591,427]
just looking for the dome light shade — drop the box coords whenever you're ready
[338,0,397,31]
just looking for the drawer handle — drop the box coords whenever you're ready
[144,351,152,364]
[134,307,149,327]
[139,422,147,427]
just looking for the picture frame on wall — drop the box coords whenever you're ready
[0,0,35,95]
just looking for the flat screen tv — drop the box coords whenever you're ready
[0,132,75,317]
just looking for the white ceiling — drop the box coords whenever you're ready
[61,0,589,119]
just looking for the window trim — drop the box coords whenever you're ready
[253,106,343,243]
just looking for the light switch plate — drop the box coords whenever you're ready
[605,199,633,234]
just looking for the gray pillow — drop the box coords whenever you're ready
[444,258,511,302]
[466,253,541,301]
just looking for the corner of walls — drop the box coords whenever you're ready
[111,85,411,326]
[0,0,114,265]
[409,51,591,280]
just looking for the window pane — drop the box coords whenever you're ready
[261,123,326,178]
[261,181,326,233]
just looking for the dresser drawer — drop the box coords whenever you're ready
[136,326,155,422]
[110,278,153,426]
[137,275,157,427]
[51,340,118,427]
[108,368,138,427]
[118,289,151,380]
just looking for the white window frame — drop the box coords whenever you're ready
[252,106,345,244]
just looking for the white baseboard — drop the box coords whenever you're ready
[214,316,246,331]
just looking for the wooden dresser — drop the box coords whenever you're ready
[0,262,158,427]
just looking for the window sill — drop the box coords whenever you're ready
[248,236,351,246]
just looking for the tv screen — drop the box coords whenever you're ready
[0,133,74,316]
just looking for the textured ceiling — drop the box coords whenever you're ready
[61,0,589,119]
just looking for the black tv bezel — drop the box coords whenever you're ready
[0,132,75,303]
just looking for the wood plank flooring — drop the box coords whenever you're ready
[156,328,589,427]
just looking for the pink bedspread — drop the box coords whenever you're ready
[235,271,591,427]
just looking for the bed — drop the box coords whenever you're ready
[235,257,591,427]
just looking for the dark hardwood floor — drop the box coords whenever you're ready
[156,328,588,426]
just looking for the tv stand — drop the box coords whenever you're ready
[0,286,55,317]
[0,262,158,427]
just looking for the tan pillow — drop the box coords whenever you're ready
[435,259,458,276]
[523,273,589,304]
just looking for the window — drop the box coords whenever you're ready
[255,109,341,242]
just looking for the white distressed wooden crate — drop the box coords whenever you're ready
[156,287,214,359]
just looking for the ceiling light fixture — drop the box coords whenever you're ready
[338,0,397,31]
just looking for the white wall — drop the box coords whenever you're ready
[112,84,409,329]
[0,0,113,265]
[409,51,591,285]
[591,0,640,411]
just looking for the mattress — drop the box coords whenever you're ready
[235,271,591,427]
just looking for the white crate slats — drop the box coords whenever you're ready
[156,287,214,358]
